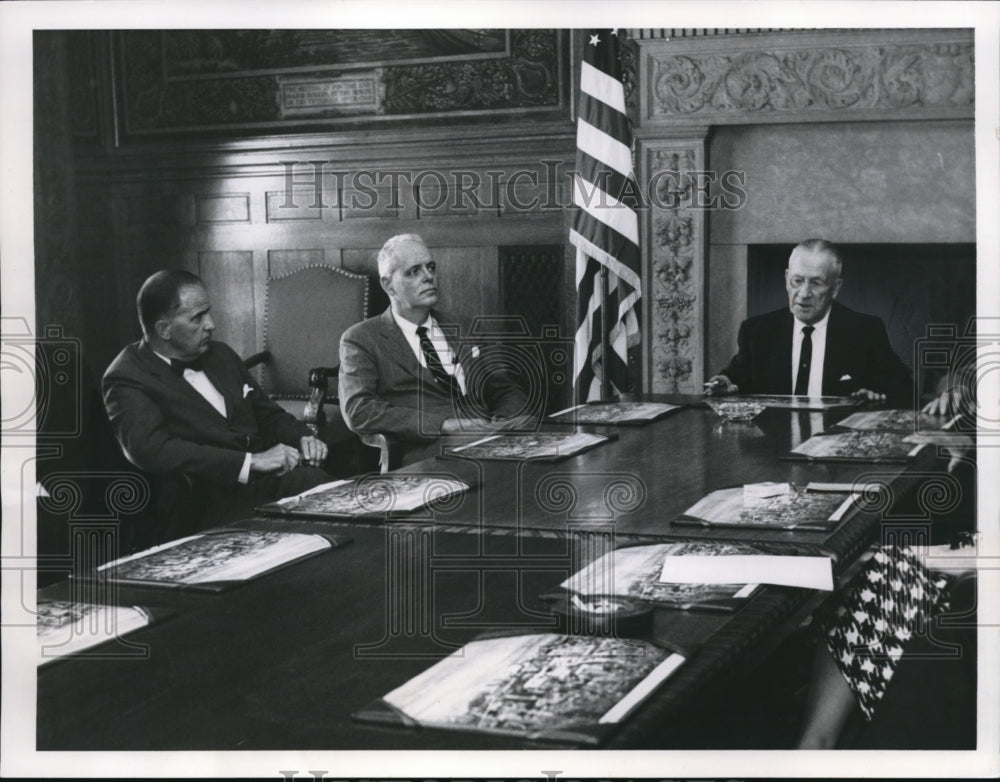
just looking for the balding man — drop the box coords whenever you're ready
[103,270,331,539]
[339,234,532,466]
[707,239,912,402]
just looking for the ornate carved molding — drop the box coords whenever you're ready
[642,31,973,124]
[118,29,567,136]
[641,142,705,393]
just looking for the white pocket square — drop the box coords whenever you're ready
[242,384,253,398]
[840,374,853,381]
[471,346,480,358]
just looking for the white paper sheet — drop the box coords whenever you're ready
[659,554,834,591]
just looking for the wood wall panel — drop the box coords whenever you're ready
[341,183,410,221]
[195,194,251,224]
[341,248,379,279]
[267,249,329,278]
[265,188,325,222]
[432,247,485,321]
[197,250,256,357]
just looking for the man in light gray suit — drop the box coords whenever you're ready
[338,234,531,466]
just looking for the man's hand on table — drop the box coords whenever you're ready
[703,375,738,396]
[850,388,887,403]
[250,444,301,476]
[299,434,328,467]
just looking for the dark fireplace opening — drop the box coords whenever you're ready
[747,243,976,394]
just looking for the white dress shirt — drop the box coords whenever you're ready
[391,310,468,394]
[790,309,830,397]
[154,349,252,483]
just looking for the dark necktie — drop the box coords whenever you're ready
[794,325,815,395]
[171,357,204,376]
[416,325,460,395]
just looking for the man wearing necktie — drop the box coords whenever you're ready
[706,239,911,403]
[339,234,532,466]
[103,270,332,540]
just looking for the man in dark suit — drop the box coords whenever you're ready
[103,270,331,540]
[339,234,531,466]
[707,239,912,403]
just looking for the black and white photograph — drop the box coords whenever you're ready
[1,1,998,779]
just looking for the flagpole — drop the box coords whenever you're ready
[600,265,611,401]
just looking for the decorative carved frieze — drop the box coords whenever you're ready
[118,29,566,135]
[643,144,705,393]
[646,34,973,122]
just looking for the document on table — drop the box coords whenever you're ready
[659,553,834,591]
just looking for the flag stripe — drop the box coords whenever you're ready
[577,117,632,178]
[576,150,641,218]
[569,224,640,293]
[572,175,639,246]
[579,92,631,149]
[580,60,627,114]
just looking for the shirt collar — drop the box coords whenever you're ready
[151,346,207,372]
[391,308,435,337]
[151,347,173,365]
[794,307,831,335]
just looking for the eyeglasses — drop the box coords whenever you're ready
[787,275,836,292]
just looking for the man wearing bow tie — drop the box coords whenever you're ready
[706,239,912,403]
[103,270,330,537]
[339,234,531,466]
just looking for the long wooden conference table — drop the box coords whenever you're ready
[36,396,958,750]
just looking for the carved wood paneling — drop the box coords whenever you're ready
[639,139,707,394]
[642,30,973,125]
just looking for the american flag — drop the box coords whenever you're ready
[570,28,641,402]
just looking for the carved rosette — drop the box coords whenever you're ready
[646,146,702,394]
[650,40,973,119]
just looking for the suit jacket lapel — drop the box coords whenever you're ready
[138,341,229,421]
[773,310,794,394]
[378,309,427,382]
[200,345,239,421]
[822,302,847,392]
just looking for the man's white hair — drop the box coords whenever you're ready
[377,233,427,277]
[789,238,843,277]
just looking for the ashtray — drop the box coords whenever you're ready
[706,398,767,422]
[546,593,653,637]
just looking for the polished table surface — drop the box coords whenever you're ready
[36,398,954,750]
